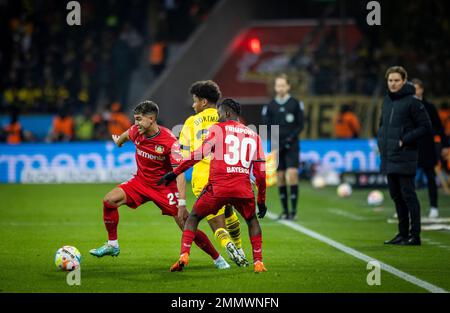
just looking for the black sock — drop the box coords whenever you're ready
[278,186,288,214]
[290,185,298,214]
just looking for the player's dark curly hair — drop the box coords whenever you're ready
[189,80,222,104]
[134,100,159,117]
[219,98,241,115]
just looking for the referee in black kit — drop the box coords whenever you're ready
[262,73,304,220]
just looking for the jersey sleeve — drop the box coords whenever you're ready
[128,125,139,142]
[170,140,183,167]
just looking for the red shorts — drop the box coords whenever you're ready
[193,184,256,220]
[118,176,179,216]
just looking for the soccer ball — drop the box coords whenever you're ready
[337,183,352,197]
[367,190,384,206]
[55,246,81,271]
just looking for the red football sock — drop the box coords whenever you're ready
[250,234,263,263]
[194,230,220,260]
[180,229,196,255]
[103,201,119,240]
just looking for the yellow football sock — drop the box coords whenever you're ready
[214,228,232,248]
[225,211,242,249]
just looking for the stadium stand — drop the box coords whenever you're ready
[0,0,449,141]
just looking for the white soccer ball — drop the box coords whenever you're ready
[55,246,81,271]
[337,183,352,197]
[311,175,326,188]
[367,190,384,206]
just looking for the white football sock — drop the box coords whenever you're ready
[108,240,119,248]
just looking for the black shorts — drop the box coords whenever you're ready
[278,141,299,171]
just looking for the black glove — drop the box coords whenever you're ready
[257,202,267,219]
[157,172,177,186]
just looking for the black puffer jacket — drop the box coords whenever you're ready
[377,83,432,175]
[418,99,449,169]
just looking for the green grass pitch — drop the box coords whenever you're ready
[0,183,449,293]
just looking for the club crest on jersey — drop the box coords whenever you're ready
[286,113,295,123]
[155,145,164,154]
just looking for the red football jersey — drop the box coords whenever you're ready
[128,125,182,184]
[175,120,266,200]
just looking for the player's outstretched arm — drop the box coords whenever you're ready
[176,172,186,202]
[112,130,130,148]
[253,160,267,218]
[158,139,214,186]
[175,172,188,221]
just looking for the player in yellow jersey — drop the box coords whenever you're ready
[179,80,247,267]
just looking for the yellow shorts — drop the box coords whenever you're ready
[192,175,226,221]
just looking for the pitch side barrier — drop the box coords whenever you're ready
[0,139,380,183]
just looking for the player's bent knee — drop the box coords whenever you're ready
[189,211,203,222]
[103,196,115,207]
[247,215,262,230]
[103,188,126,207]
[245,215,257,225]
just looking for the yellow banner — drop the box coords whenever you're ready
[299,95,450,139]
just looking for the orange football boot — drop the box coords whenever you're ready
[253,261,267,273]
[170,252,189,272]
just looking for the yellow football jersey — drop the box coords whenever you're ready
[179,108,219,194]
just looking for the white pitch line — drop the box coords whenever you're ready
[266,212,448,293]
[327,208,371,221]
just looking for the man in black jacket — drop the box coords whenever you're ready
[262,74,304,220]
[412,78,449,219]
[377,66,431,246]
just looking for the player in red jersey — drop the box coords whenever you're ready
[89,100,230,270]
[159,98,268,273]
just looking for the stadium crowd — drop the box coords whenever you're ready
[287,1,450,97]
[0,0,449,143]
[0,0,217,142]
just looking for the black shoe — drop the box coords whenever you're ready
[288,212,297,221]
[279,212,289,220]
[404,237,421,246]
[384,234,408,245]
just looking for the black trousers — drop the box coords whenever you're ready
[422,167,438,208]
[387,174,421,238]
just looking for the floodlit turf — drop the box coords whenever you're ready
[0,183,449,293]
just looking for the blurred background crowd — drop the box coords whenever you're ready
[0,0,217,142]
[0,0,449,143]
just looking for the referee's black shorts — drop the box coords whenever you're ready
[277,141,299,171]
